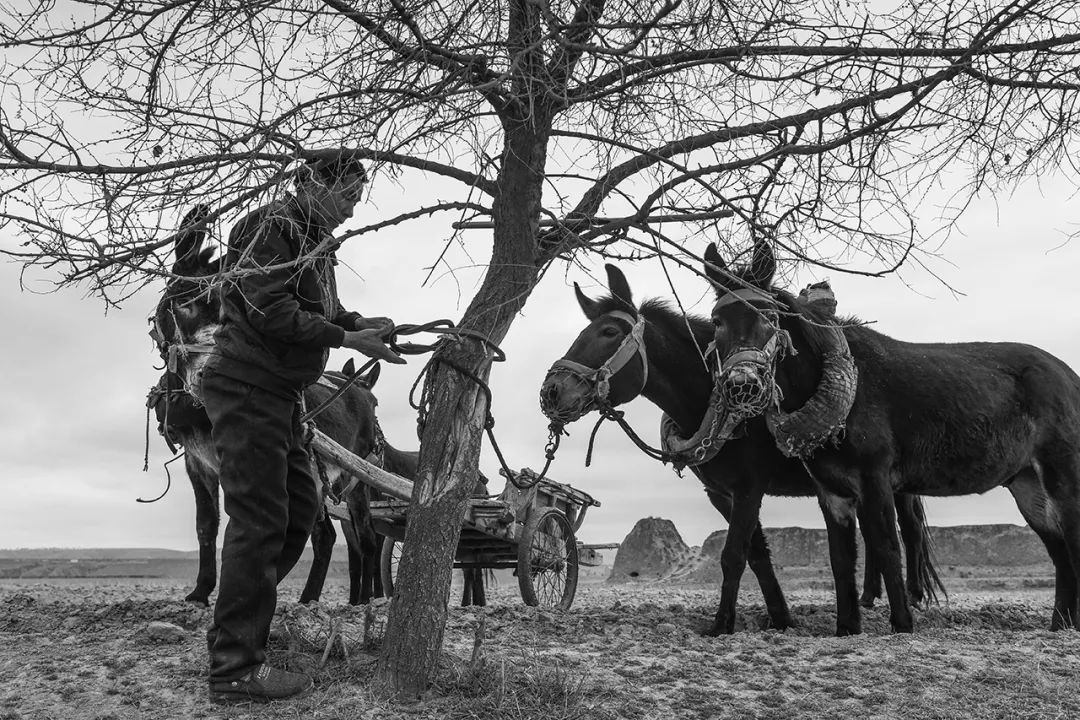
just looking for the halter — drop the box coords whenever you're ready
[712,286,778,312]
[152,295,218,401]
[543,311,649,420]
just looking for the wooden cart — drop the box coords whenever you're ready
[370,467,604,611]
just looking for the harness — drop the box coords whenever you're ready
[542,311,648,423]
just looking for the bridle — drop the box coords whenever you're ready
[542,310,649,423]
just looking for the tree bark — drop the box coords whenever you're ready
[375,116,551,698]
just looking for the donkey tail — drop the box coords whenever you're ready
[908,495,947,606]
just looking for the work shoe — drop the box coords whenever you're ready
[208,663,314,704]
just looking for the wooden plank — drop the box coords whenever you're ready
[310,428,414,500]
[325,501,350,523]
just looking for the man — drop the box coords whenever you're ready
[200,150,403,704]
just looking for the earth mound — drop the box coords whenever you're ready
[608,517,690,582]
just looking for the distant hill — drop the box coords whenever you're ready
[612,522,1051,583]
[0,548,200,560]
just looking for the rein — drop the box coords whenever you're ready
[300,357,380,424]
[544,310,732,470]
[390,321,561,490]
[541,308,758,471]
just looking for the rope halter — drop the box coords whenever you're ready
[541,310,649,424]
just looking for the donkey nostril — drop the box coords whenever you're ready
[540,382,560,408]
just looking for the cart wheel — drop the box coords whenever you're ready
[517,507,579,610]
[380,537,401,598]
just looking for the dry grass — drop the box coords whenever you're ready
[1,571,1079,719]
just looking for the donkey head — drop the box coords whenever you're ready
[539,264,649,425]
[151,205,222,400]
[704,239,785,417]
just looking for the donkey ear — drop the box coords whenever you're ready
[574,282,602,320]
[747,238,776,290]
[703,242,729,286]
[341,357,356,376]
[361,362,382,389]
[174,205,210,272]
[604,264,634,310]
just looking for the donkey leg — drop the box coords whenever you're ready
[1010,467,1078,629]
[337,515,365,604]
[859,519,882,609]
[346,539,364,605]
[474,570,488,607]
[186,467,219,606]
[299,512,334,604]
[817,492,861,636]
[461,568,474,607]
[859,479,912,633]
[708,489,767,636]
[705,488,792,630]
[369,539,384,600]
[360,536,385,605]
[1045,457,1080,629]
[895,494,927,608]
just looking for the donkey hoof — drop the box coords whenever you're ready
[859,598,876,609]
[762,615,794,631]
[835,625,862,637]
[184,594,209,608]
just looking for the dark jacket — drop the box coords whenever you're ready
[208,198,362,398]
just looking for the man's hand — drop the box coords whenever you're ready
[354,316,394,339]
[342,329,406,364]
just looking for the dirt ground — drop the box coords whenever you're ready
[2,569,1079,720]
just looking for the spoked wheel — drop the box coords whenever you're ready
[517,507,579,610]
[380,536,402,598]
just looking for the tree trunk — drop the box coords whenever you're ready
[375,117,550,698]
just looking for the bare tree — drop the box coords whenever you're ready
[4,0,1080,697]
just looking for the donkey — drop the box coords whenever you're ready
[540,264,944,636]
[150,207,385,606]
[703,238,1080,633]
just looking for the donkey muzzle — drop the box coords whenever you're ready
[716,350,774,417]
[539,370,596,425]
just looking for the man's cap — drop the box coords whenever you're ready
[302,148,367,183]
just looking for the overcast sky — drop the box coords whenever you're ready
[2,167,1078,551]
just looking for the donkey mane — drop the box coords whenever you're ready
[638,298,713,351]
[590,294,714,351]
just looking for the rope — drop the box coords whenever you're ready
[143,405,152,473]
[400,323,561,490]
[137,452,184,504]
[300,357,379,424]
[389,320,506,361]
[584,404,673,468]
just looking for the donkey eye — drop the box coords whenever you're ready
[601,326,620,338]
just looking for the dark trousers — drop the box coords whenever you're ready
[200,368,320,682]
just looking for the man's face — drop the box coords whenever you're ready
[300,170,366,229]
